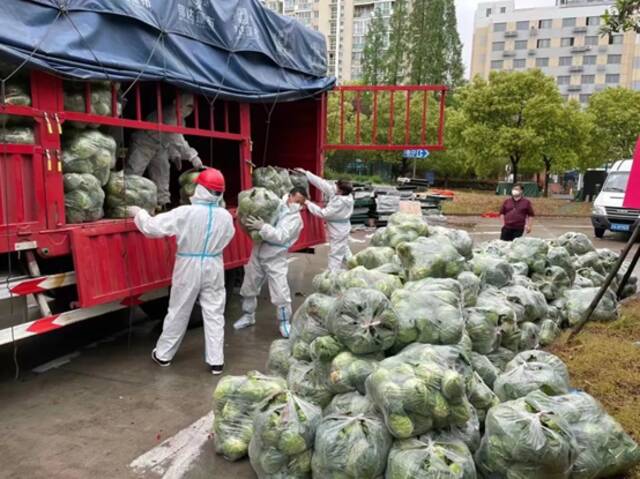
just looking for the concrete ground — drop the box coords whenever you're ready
[0,216,637,479]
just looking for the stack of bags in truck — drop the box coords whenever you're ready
[61,81,156,223]
[0,63,35,144]
[213,213,640,478]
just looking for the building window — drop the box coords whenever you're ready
[557,75,571,85]
[538,19,552,29]
[537,38,551,48]
[585,35,599,46]
[486,8,492,17]
[559,56,573,66]
[586,16,601,26]
[500,7,506,13]
[516,21,529,30]
[494,22,506,32]
[606,73,620,83]
[514,58,526,69]
[492,41,505,52]
[536,57,549,67]
[608,54,622,64]
[580,94,591,103]
[583,55,597,65]
[609,35,624,45]
[563,17,576,28]
[491,60,504,70]
[581,74,595,84]
[561,37,575,47]
[515,40,528,50]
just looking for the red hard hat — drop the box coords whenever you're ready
[195,168,225,192]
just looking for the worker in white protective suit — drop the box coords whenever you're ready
[125,93,203,208]
[234,186,308,338]
[295,168,354,271]
[128,168,234,375]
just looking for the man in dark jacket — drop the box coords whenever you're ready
[499,183,534,241]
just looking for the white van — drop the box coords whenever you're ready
[591,160,639,238]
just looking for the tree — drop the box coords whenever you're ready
[408,0,464,88]
[383,0,409,85]
[602,0,640,34]
[362,8,387,85]
[454,70,563,182]
[587,87,640,164]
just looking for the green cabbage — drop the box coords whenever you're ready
[266,339,292,378]
[385,438,477,479]
[396,237,467,281]
[347,246,397,270]
[104,170,157,218]
[238,187,282,241]
[61,129,117,185]
[63,173,105,223]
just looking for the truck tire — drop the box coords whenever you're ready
[594,228,605,239]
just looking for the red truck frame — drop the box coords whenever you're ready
[0,75,445,345]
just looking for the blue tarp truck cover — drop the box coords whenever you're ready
[0,0,335,101]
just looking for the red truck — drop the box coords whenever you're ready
[0,2,446,346]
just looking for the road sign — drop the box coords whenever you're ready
[403,149,430,159]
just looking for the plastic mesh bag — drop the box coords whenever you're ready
[507,236,549,274]
[386,438,477,479]
[366,355,473,438]
[519,321,540,350]
[501,284,549,322]
[238,187,282,241]
[574,251,608,276]
[485,347,516,371]
[556,232,595,256]
[475,395,577,479]
[476,239,512,258]
[532,266,572,301]
[287,360,334,408]
[252,166,294,197]
[290,294,335,361]
[327,351,380,394]
[289,170,309,197]
[464,307,500,355]
[267,339,292,378]
[420,406,482,453]
[524,390,640,479]
[61,129,117,185]
[494,350,570,401]
[388,212,429,234]
[547,245,576,281]
[311,270,341,295]
[0,126,35,144]
[396,237,467,281]
[538,319,561,347]
[337,266,403,298]
[563,287,618,325]
[429,225,474,259]
[63,80,122,118]
[212,372,287,461]
[327,288,398,355]
[63,173,105,223]
[312,412,392,479]
[469,253,513,288]
[104,171,157,218]
[323,392,378,417]
[178,168,201,204]
[469,351,500,388]
[308,335,344,363]
[457,271,481,307]
[248,392,321,479]
[347,246,397,270]
[391,278,465,350]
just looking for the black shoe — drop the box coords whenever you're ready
[151,349,171,367]
[210,364,224,375]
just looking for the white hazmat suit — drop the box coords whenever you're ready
[235,198,303,337]
[304,171,354,271]
[133,184,234,366]
[126,94,203,207]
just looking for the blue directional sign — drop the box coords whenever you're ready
[403,149,430,159]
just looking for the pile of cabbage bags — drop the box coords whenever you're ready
[237,187,282,241]
[63,173,105,223]
[253,166,294,197]
[63,80,122,121]
[0,66,35,144]
[104,171,157,218]
[211,214,640,477]
[61,129,117,186]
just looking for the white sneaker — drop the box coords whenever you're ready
[278,319,291,338]
[233,314,256,330]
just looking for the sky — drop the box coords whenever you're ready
[455,0,556,76]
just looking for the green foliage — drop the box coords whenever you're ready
[362,8,387,85]
[587,87,640,163]
[602,0,640,34]
[384,0,409,85]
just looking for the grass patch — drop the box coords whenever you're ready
[548,296,640,478]
[441,190,592,217]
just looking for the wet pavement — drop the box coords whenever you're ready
[0,216,637,479]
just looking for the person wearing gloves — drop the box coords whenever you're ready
[295,168,354,271]
[234,186,308,338]
[128,168,234,375]
[126,93,203,208]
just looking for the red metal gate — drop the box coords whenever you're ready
[323,85,447,152]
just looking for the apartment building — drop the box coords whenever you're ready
[471,0,640,103]
[262,0,394,82]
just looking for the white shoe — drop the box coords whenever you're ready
[233,314,256,330]
[278,319,291,338]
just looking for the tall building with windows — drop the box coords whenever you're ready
[262,0,394,82]
[471,0,640,103]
